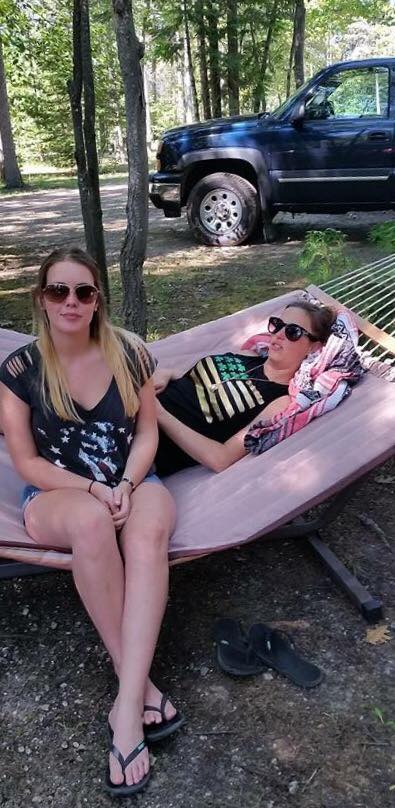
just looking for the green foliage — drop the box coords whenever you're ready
[372,706,395,731]
[2,0,395,168]
[298,228,350,282]
[368,222,395,252]
[150,99,179,140]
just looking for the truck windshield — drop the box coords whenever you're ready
[270,79,312,119]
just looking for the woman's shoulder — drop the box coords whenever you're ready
[116,329,157,378]
[0,340,40,378]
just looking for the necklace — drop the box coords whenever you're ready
[209,361,276,391]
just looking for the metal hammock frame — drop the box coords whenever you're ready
[307,252,395,365]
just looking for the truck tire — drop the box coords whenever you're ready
[187,172,259,247]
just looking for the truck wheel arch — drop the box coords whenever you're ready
[180,148,271,212]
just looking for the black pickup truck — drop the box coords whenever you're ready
[149,58,395,246]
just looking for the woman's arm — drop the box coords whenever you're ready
[0,383,119,510]
[0,384,92,491]
[112,378,159,528]
[156,394,290,473]
[122,378,159,487]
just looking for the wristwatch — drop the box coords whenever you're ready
[121,476,135,492]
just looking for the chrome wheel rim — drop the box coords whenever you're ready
[199,188,242,235]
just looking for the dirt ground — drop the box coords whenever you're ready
[0,184,394,808]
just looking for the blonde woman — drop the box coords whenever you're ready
[0,248,181,798]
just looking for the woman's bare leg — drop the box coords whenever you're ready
[108,481,176,787]
[25,484,176,787]
[25,489,125,671]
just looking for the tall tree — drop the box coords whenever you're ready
[68,0,109,301]
[183,0,200,120]
[206,0,222,117]
[195,0,211,119]
[293,0,305,87]
[0,33,23,188]
[112,0,148,337]
[250,0,280,112]
[226,0,239,115]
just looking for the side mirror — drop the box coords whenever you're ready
[290,101,305,126]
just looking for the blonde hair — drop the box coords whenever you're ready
[32,248,149,422]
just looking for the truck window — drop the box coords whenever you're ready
[304,67,389,121]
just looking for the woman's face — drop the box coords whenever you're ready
[267,306,319,368]
[41,260,98,336]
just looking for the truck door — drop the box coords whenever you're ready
[271,65,393,207]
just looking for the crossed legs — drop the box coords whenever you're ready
[24,482,176,787]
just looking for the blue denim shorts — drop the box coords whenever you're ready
[21,471,163,514]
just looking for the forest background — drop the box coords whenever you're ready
[1,0,395,176]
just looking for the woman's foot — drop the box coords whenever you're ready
[143,679,177,727]
[108,705,149,788]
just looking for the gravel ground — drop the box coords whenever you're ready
[0,185,394,807]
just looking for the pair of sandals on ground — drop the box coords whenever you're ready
[214,618,323,687]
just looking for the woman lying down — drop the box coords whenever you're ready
[153,299,363,477]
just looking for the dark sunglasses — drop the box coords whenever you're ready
[268,315,318,342]
[42,283,99,304]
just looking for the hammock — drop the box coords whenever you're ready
[1,269,394,620]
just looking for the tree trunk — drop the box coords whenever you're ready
[259,0,278,112]
[143,64,153,149]
[195,0,211,119]
[0,35,23,189]
[250,0,278,113]
[226,0,239,116]
[81,0,109,300]
[112,0,148,338]
[293,0,305,88]
[206,0,221,118]
[286,17,296,98]
[183,0,200,120]
[67,0,109,302]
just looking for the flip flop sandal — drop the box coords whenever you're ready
[104,739,150,797]
[213,618,266,677]
[143,693,186,743]
[249,623,324,689]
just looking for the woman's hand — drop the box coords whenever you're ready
[89,481,119,514]
[111,481,133,530]
[153,367,173,394]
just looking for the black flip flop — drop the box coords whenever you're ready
[249,623,324,689]
[213,618,266,676]
[105,739,150,797]
[143,693,185,743]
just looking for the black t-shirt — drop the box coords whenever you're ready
[156,352,288,476]
[0,339,155,487]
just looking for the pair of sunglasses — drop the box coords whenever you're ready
[268,315,318,342]
[42,283,99,304]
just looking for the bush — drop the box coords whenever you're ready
[298,228,349,283]
[368,222,395,252]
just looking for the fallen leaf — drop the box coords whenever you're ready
[365,625,391,645]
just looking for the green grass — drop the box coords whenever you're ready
[0,254,304,338]
[0,169,129,196]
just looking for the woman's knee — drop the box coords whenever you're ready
[73,501,116,557]
[122,516,170,564]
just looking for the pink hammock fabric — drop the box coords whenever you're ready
[0,290,394,571]
[243,310,365,454]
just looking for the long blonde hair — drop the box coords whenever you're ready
[32,248,149,422]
